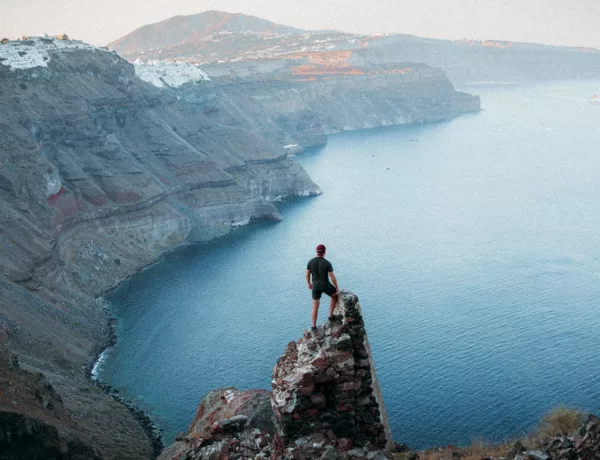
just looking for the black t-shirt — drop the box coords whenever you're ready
[307,257,333,286]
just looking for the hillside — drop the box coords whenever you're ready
[109,10,305,58]
[0,37,318,459]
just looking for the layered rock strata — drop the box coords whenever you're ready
[271,290,393,456]
[0,39,318,459]
[175,65,481,153]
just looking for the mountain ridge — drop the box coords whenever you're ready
[108,10,600,84]
[108,10,305,55]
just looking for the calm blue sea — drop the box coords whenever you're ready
[96,81,600,449]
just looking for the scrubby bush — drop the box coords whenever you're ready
[537,406,585,437]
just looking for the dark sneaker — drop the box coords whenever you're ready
[311,326,317,332]
[328,316,335,322]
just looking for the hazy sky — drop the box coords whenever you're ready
[2,0,600,49]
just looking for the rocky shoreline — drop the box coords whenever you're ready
[85,313,164,458]
[83,212,304,459]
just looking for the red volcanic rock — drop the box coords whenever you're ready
[210,422,224,435]
[190,387,273,436]
[47,186,66,204]
[159,387,274,460]
[338,438,353,451]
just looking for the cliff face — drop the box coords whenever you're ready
[0,39,319,295]
[175,64,480,153]
[0,38,319,459]
[159,291,394,460]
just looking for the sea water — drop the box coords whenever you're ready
[97,81,600,448]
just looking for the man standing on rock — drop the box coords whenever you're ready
[306,244,339,330]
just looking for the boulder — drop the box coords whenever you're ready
[158,387,274,460]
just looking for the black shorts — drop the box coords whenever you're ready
[312,283,337,300]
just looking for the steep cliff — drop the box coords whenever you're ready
[0,37,319,459]
[175,64,480,152]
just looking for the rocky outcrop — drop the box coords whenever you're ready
[160,291,393,459]
[158,387,275,459]
[271,290,393,458]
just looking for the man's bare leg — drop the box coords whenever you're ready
[312,299,320,328]
[329,293,338,319]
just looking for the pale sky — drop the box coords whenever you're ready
[1,0,599,49]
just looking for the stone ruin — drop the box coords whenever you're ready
[271,290,393,455]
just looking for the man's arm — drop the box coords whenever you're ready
[329,271,339,291]
[306,269,312,289]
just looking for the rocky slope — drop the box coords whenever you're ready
[0,37,318,459]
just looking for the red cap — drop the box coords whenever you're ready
[316,244,326,253]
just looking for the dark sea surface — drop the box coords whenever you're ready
[96,81,600,448]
